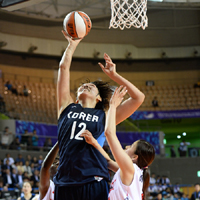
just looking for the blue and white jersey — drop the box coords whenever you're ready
[53,103,110,186]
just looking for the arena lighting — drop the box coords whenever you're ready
[182,132,187,136]
[177,135,181,139]
[0,0,47,11]
[197,171,200,177]
[163,139,167,144]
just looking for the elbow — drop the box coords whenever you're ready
[59,62,65,70]
[104,129,112,137]
[136,92,145,105]
[140,92,145,103]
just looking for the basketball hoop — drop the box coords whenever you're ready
[109,0,148,30]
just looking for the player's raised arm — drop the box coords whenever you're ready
[39,142,59,199]
[105,86,136,185]
[57,31,82,118]
[98,53,145,124]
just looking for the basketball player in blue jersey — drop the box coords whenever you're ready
[53,31,145,200]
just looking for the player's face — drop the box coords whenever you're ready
[125,141,138,159]
[77,83,99,100]
[22,182,32,194]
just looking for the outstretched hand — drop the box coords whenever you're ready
[98,53,116,78]
[62,30,82,47]
[110,85,127,108]
[80,130,96,146]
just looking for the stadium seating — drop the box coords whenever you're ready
[1,78,200,124]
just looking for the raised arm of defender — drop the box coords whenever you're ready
[98,53,145,124]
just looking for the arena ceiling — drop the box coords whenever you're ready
[0,0,200,48]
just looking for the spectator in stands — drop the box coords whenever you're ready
[21,130,32,150]
[3,169,15,188]
[23,85,29,97]
[173,183,183,197]
[155,193,163,200]
[10,136,21,150]
[178,140,191,157]
[152,96,159,107]
[37,155,43,170]
[26,155,32,163]
[0,95,6,113]
[1,127,13,149]
[17,170,25,189]
[21,129,30,147]
[148,183,158,198]
[4,81,12,91]
[15,154,25,166]
[161,175,171,186]
[174,193,181,200]
[165,187,174,200]
[156,175,162,184]
[157,183,164,193]
[11,168,20,189]
[30,163,35,175]
[31,157,39,170]
[170,145,176,157]
[162,191,168,200]
[17,161,25,174]
[11,161,18,173]
[2,159,13,176]
[190,183,200,200]
[181,193,189,200]
[43,137,53,151]
[31,130,39,151]
[150,173,156,185]
[17,181,34,200]
[30,169,40,188]
[23,161,32,178]
[3,153,14,166]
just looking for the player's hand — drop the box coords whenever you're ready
[98,53,116,78]
[110,85,127,107]
[81,130,96,146]
[62,30,82,47]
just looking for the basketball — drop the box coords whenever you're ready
[63,11,92,40]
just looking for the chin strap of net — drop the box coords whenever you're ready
[109,0,148,30]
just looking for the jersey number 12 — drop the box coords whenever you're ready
[70,121,86,140]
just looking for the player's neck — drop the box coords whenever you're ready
[78,99,96,108]
[24,193,32,199]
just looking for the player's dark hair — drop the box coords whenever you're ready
[92,80,113,111]
[134,140,155,200]
[80,79,113,111]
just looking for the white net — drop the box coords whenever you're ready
[109,0,148,30]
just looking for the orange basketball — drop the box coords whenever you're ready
[63,11,92,40]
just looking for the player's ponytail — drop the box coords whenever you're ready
[134,140,155,200]
[142,168,150,200]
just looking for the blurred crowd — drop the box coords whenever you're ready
[148,173,190,200]
[0,153,43,199]
[0,126,53,152]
